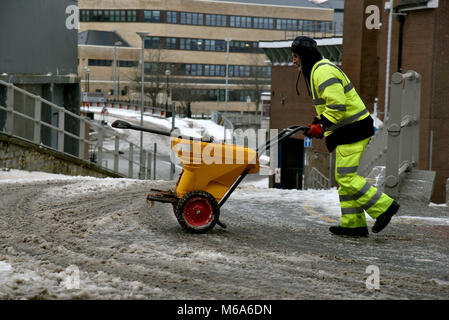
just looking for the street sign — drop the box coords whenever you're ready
[304,137,312,148]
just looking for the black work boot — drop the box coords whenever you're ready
[372,200,400,233]
[329,225,369,237]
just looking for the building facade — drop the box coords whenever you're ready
[266,0,449,203]
[342,0,448,203]
[78,0,336,114]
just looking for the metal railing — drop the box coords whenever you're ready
[359,70,421,197]
[0,79,154,179]
[307,167,330,190]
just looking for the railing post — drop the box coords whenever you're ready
[411,72,421,167]
[146,151,152,180]
[114,135,119,172]
[401,72,417,172]
[97,127,103,167]
[5,85,14,134]
[79,119,86,160]
[385,72,404,197]
[34,97,41,144]
[141,151,146,180]
[58,108,65,152]
[152,143,157,180]
[128,143,134,178]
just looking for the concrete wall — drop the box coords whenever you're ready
[0,133,122,179]
[0,0,78,75]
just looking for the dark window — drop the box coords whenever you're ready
[119,60,138,68]
[88,59,112,67]
[80,10,90,22]
[144,36,160,49]
[230,16,235,27]
[180,38,189,50]
[144,10,160,22]
[144,62,160,74]
[112,10,120,22]
[167,11,177,23]
[166,38,176,49]
[205,40,215,51]
[127,10,136,22]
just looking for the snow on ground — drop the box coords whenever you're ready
[1,167,449,299]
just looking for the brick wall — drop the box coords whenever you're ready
[342,0,448,203]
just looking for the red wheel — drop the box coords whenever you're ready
[175,191,220,233]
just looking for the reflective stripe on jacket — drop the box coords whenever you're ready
[310,59,370,136]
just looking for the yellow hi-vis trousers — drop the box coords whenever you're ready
[335,138,394,228]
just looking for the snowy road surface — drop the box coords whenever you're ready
[0,170,449,299]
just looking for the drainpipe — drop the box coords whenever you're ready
[397,13,406,73]
[384,0,394,120]
[429,8,440,171]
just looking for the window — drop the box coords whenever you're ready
[144,10,160,22]
[103,10,110,22]
[218,15,226,27]
[192,39,203,50]
[167,11,177,24]
[92,10,100,22]
[112,10,120,22]
[205,40,215,51]
[127,10,136,22]
[80,10,90,22]
[218,65,225,77]
[88,59,112,67]
[185,64,202,76]
[180,38,189,50]
[205,14,225,26]
[216,40,225,52]
[144,36,160,49]
[166,37,176,49]
[144,62,160,74]
[277,18,287,30]
[119,61,138,68]
[287,19,296,30]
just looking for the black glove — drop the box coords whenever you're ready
[312,117,321,125]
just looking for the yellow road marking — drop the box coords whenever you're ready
[303,206,339,223]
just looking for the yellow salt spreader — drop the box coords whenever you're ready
[111,120,308,233]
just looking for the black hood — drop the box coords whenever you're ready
[291,36,323,96]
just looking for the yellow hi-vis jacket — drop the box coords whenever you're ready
[310,59,370,137]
